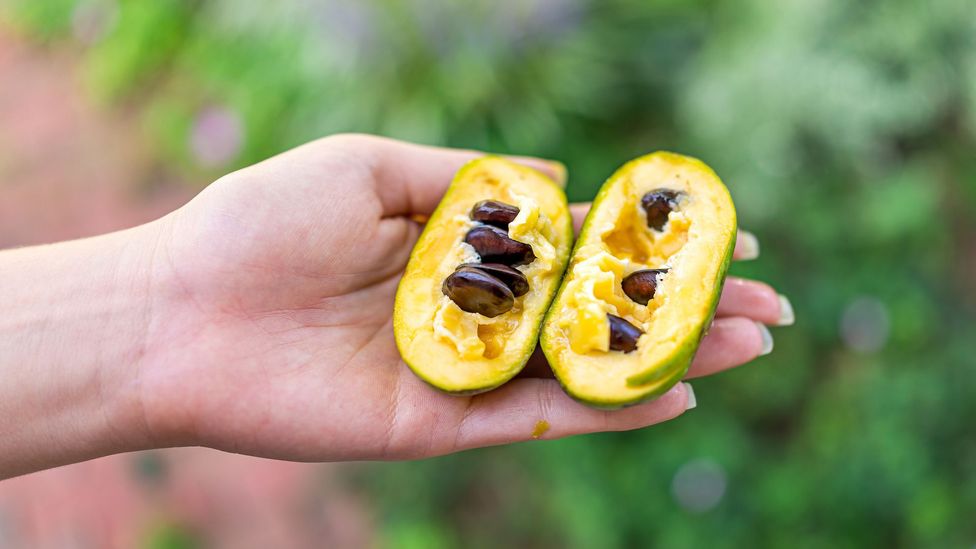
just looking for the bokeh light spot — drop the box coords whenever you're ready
[840,296,891,353]
[671,458,727,513]
[190,105,243,168]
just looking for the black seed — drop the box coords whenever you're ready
[459,263,529,297]
[621,268,669,305]
[470,200,520,229]
[640,189,682,231]
[442,267,515,317]
[464,225,535,266]
[607,313,643,353]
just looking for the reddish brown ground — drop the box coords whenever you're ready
[0,29,373,549]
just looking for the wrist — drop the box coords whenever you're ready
[0,220,166,477]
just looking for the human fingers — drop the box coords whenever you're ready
[684,317,772,379]
[733,230,760,260]
[570,203,590,234]
[716,277,794,326]
[445,378,693,451]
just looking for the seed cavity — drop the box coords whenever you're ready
[442,266,515,318]
[622,268,669,305]
[441,199,536,324]
[641,189,682,231]
[459,262,529,297]
[471,200,520,229]
[607,313,643,353]
[464,225,535,266]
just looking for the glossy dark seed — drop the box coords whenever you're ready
[607,313,643,353]
[464,225,535,266]
[470,200,520,229]
[640,189,681,231]
[442,267,515,317]
[459,263,529,297]
[621,268,669,305]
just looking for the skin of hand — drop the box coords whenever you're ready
[0,134,790,479]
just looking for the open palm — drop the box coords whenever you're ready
[135,134,788,461]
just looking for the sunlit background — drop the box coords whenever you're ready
[2,0,975,547]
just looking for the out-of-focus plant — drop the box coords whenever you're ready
[4,0,976,546]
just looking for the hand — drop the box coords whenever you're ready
[135,134,791,461]
[0,134,792,478]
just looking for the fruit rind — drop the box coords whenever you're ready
[541,151,736,408]
[394,156,572,395]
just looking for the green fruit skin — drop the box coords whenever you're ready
[541,151,736,409]
[624,231,736,387]
[551,356,689,410]
[393,157,573,395]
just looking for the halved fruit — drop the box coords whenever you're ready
[394,157,573,394]
[541,152,736,408]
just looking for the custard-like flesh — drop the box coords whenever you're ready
[394,157,572,394]
[541,152,736,408]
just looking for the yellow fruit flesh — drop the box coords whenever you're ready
[395,158,572,393]
[543,152,736,406]
[431,193,557,359]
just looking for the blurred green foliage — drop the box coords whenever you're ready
[145,522,202,549]
[5,0,976,546]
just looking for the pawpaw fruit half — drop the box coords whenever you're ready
[541,152,736,408]
[394,157,573,394]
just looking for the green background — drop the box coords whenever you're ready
[5,0,976,546]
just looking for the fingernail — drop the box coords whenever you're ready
[682,383,697,410]
[777,294,795,326]
[738,230,760,260]
[757,322,774,355]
